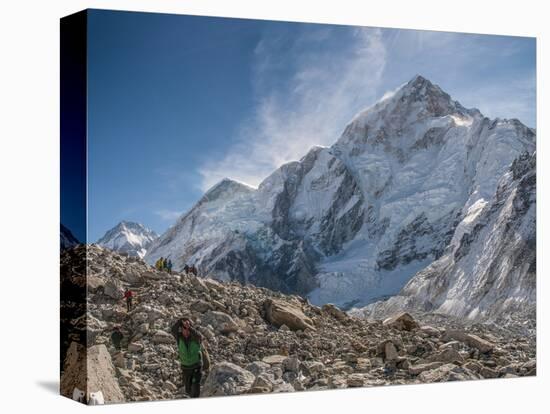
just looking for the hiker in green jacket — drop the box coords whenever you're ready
[170,317,210,398]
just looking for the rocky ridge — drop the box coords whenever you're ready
[61,245,535,403]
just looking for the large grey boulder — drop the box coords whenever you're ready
[408,361,445,376]
[418,363,479,382]
[202,310,240,334]
[443,330,495,353]
[382,312,419,331]
[201,362,255,397]
[425,348,464,364]
[263,299,315,331]
[87,344,125,403]
[61,342,124,404]
[321,304,348,321]
[104,278,124,300]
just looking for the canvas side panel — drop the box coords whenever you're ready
[60,10,88,404]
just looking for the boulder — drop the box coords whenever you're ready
[189,276,209,292]
[202,310,240,334]
[382,312,419,331]
[87,275,105,293]
[321,304,348,321]
[201,362,255,397]
[408,361,444,375]
[418,363,458,382]
[426,348,464,364]
[120,271,142,284]
[263,299,315,331]
[204,278,225,292]
[87,344,125,403]
[420,326,440,336]
[104,278,124,300]
[301,360,325,375]
[443,330,495,353]
[417,363,479,383]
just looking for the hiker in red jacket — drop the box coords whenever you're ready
[123,289,133,312]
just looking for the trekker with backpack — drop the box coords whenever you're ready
[170,318,210,398]
[111,326,123,350]
[123,289,133,312]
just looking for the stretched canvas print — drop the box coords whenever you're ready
[60,9,537,405]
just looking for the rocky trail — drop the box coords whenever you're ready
[61,245,536,403]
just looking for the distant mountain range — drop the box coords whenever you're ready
[140,75,535,322]
[83,75,535,324]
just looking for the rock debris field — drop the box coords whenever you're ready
[60,245,536,403]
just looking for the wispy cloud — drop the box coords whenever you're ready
[198,26,387,190]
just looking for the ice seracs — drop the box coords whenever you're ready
[145,75,535,321]
[97,221,158,258]
[355,151,536,322]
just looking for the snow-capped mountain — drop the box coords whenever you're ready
[354,151,536,322]
[145,75,536,314]
[60,224,80,251]
[97,221,158,258]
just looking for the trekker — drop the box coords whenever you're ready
[170,318,210,398]
[166,259,173,274]
[183,264,189,274]
[155,257,162,270]
[111,326,123,350]
[123,289,133,312]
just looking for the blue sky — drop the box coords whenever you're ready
[87,9,536,242]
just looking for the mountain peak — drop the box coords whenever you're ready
[97,221,158,258]
[409,74,429,86]
[117,220,150,232]
[201,178,255,204]
[342,76,473,139]
[398,74,450,102]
